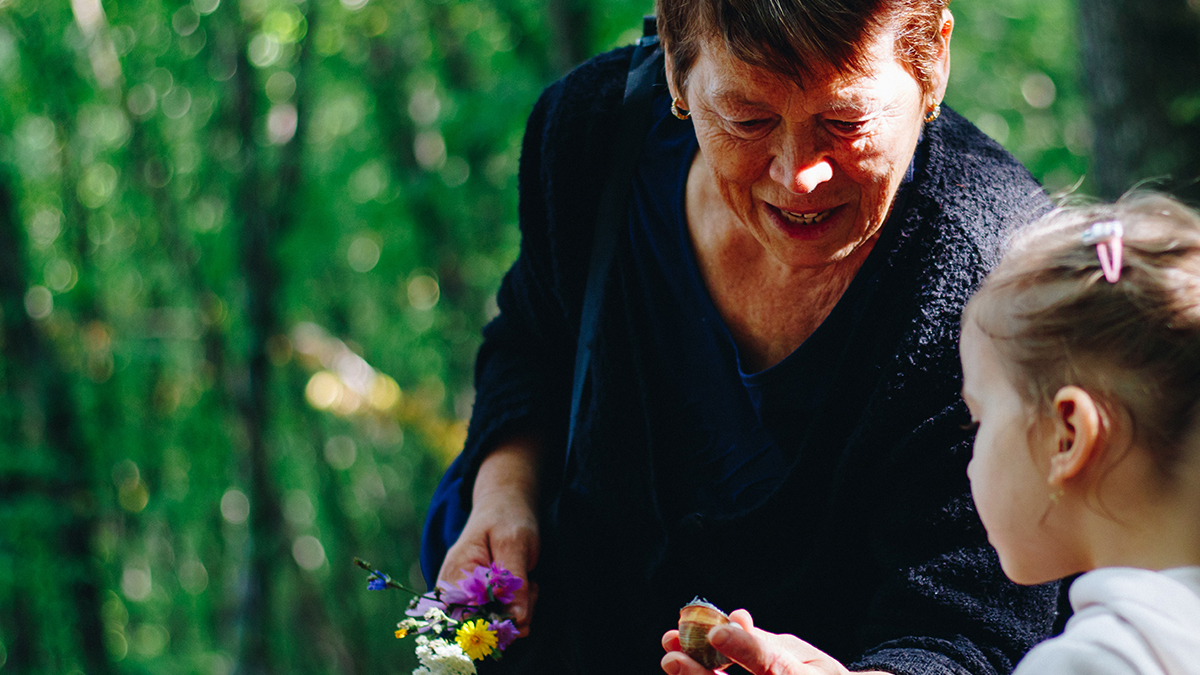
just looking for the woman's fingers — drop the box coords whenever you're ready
[436,501,541,633]
[661,649,716,675]
[699,610,850,675]
[490,523,539,631]
[708,623,771,673]
[662,608,856,675]
[662,629,681,653]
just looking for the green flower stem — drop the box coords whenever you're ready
[354,557,433,597]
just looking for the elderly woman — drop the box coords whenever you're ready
[421,0,1061,673]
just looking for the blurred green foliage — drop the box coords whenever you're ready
[0,0,1088,673]
[949,0,1092,194]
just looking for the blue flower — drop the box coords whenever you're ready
[368,576,388,591]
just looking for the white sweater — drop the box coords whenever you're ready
[1014,567,1200,675]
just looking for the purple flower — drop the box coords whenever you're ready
[485,563,523,605]
[490,620,519,651]
[459,566,494,606]
[367,577,388,591]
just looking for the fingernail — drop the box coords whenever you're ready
[709,626,729,647]
[663,660,681,675]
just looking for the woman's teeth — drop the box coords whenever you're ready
[779,208,831,225]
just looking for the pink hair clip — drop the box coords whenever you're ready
[1081,220,1124,283]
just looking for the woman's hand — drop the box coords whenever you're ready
[661,610,888,675]
[437,436,542,634]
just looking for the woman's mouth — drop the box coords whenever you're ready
[765,204,839,239]
[778,208,832,226]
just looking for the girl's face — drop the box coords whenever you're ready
[959,321,1075,585]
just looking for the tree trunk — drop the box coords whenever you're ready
[231,3,316,673]
[0,171,111,675]
[1078,0,1200,201]
[547,0,590,75]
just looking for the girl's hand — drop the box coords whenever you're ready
[661,609,886,675]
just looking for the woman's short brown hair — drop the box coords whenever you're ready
[656,0,950,98]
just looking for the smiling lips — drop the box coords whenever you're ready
[777,206,833,226]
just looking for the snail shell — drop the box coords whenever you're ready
[678,598,731,671]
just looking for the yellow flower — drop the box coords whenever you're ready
[395,627,408,639]
[454,619,498,661]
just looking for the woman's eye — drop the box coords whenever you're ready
[727,118,770,135]
[826,119,868,135]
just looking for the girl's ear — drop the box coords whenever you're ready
[1047,386,1103,486]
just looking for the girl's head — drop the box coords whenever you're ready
[960,192,1200,584]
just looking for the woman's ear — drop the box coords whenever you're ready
[929,9,954,107]
[664,48,681,103]
[1046,385,1103,487]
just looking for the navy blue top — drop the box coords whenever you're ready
[627,96,917,522]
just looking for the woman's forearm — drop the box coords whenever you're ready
[472,432,542,511]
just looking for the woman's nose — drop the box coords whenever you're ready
[770,145,834,194]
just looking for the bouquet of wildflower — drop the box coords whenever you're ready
[356,558,523,674]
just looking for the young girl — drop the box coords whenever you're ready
[960,192,1200,674]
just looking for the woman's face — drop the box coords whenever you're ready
[960,321,1071,585]
[676,30,942,268]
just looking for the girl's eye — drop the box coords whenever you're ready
[961,420,981,434]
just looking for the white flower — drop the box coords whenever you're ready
[423,607,450,623]
[412,638,476,675]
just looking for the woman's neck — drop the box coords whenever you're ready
[685,155,877,372]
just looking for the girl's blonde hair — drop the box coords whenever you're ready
[965,192,1200,481]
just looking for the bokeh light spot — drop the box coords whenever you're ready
[122,567,152,601]
[292,535,326,571]
[24,286,53,320]
[324,435,357,470]
[347,236,381,272]
[220,488,250,524]
[407,273,440,310]
[132,624,169,657]
[305,371,342,410]
[248,34,281,68]
[265,71,296,103]
[267,103,298,144]
[413,131,446,170]
[45,259,77,293]
[369,375,401,411]
[1021,72,1056,109]
[284,490,315,526]
[178,559,209,595]
[78,163,120,208]
[161,87,192,119]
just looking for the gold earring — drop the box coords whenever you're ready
[671,98,691,121]
[1049,487,1065,503]
[923,103,941,124]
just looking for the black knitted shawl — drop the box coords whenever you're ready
[423,46,1062,675]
